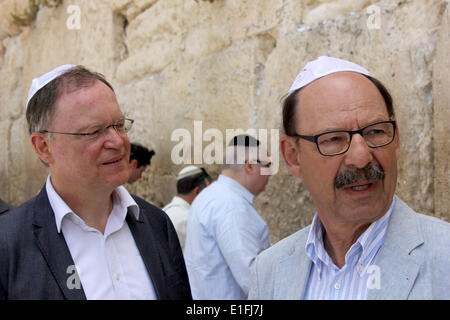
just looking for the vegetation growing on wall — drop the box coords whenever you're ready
[11,0,62,26]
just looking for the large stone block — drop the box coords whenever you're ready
[9,116,47,206]
[0,119,11,201]
[433,5,450,221]
[0,0,29,40]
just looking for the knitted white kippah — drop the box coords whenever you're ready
[177,166,203,181]
[26,64,76,108]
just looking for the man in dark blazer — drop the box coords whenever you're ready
[0,65,191,300]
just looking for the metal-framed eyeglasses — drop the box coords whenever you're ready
[40,117,134,141]
[245,159,272,168]
[291,120,396,156]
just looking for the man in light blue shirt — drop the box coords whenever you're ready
[184,135,271,299]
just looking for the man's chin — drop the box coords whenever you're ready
[104,173,130,189]
[336,197,389,224]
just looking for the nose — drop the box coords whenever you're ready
[343,134,373,169]
[103,125,125,148]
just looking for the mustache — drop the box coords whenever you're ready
[334,164,385,189]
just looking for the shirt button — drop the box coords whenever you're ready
[334,282,341,290]
[116,274,120,281]
[358,265,364,272]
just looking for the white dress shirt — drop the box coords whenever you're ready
[184,175,271,299]
[163,196,190,250]
[45,175,157,300]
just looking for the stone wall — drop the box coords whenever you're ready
[0,0,448,243]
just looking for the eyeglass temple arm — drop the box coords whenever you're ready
[292,134,317,143]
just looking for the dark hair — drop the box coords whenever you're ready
[177,170,209,195]
[130,143,155,168]
[201,167,212,183]
[223,134,262,168]
[282,75,395,136]
[228,134,260,147]
[26,65,115,135]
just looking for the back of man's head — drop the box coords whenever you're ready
[130,142,155,168]
[222,134,271,196]
[223,134,261,171]
[176,166,210,196]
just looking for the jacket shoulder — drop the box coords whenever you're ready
[256,226,310,268]
[0,195,39,234]
[395,198,450,244]
[132,195,168,219]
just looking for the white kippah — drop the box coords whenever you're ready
[177,165,203,181]
[287,56,370,96]
[26,64,76,108]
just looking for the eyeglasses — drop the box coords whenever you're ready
[256,159,272,168]
[41,117,134,141]
[246,159,272,168]
[291,120,396,156]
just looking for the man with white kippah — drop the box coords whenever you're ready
[249,56,450,300]
[184,134,272,300]
[163,165,212,250]
[0,64,191,300]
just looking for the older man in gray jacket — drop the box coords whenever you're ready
[249,56,450,300]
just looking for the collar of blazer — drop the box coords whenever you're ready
[32,187,87,300]
[367,198,424,299]
[31,187,177,300]
[0,199,11,214]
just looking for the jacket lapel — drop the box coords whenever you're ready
[32,188,86,300]
[367,198,424,299]
[126,210,167,299]
[274,231,312,299]
[0,199,10,214]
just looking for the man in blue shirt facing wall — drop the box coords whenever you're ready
[184,134,272,299]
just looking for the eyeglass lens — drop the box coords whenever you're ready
[317,122,395,155]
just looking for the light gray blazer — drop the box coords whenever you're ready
[249,197,450,299]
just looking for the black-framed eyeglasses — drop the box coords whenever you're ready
[41,117,134,141]
[291,120,396,156]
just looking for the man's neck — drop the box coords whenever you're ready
[221,170,254,195]
[177,193,194,205]
[321,222,370,268]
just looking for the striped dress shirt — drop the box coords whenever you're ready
[303,197,396,300]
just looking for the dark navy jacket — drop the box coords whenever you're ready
[0,187,192,300]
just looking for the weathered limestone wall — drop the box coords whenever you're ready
[0,0,448,243]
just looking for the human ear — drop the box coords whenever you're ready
[30,133,53,165]
[130,159,138,169]
[280,134,303,178]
